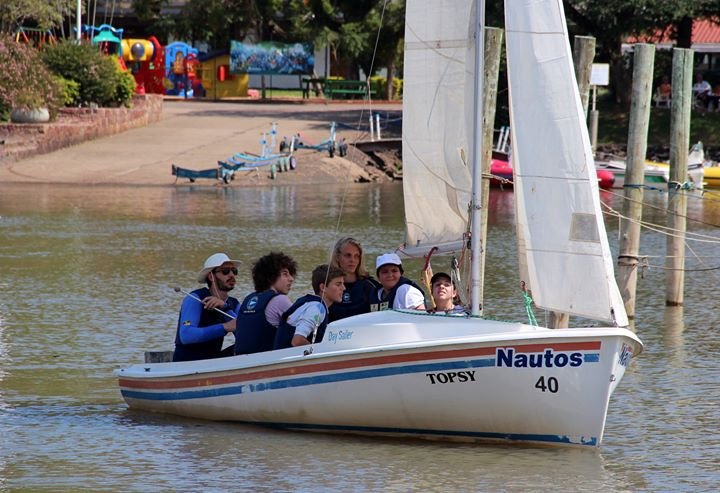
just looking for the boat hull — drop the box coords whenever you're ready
[118,311,641,447]
[596,159,705,190]
[704,166,720,189]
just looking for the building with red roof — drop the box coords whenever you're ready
[624,19,720,77]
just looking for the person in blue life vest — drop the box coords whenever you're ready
[371,253,426,311]
[173,253,241,362]
[328,237,381,322]
[234,251,297,355]
[274,264,346,349]
[428,272,466,315]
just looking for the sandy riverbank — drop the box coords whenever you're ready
[0,100,402,186]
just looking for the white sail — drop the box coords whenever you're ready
[401,0,475,252]
[505,0,629,326]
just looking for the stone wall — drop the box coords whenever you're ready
[0,94,163,164]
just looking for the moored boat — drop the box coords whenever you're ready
[703,165,720,188]
[595,142,706,189]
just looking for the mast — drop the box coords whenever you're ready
[470,0,485,316]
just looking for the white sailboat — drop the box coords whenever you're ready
[117,0,642,447]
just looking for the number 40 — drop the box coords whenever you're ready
[535,376,559,393]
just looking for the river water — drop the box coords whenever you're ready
[0,182,718,492]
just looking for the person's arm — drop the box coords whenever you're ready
[177,295,232,344]
[265,294,293,328]
[287,302,326,346]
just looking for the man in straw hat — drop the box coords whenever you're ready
[173,253,241,362]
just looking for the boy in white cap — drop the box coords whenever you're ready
[371,253,426,311]
[173,253,240,362]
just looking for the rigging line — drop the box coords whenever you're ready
[92,0,98,37]
[684,239,720,280]
[641,254,720,259]
[109,0,116,27]
[642,262,720,272]
[328,0,390,251]
[600,193,720,231]
[602,204,720,243]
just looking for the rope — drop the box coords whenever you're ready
[520,282,538,326]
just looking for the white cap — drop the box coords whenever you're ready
[376,253,402,270]
[197,253,240,282]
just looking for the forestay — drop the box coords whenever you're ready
[402,0,475,253]
[505,0,628,326]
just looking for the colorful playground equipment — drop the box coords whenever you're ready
[81,25,165,95]
[121,36,165,95]
[15,27,56,48]
[165,42,200,97]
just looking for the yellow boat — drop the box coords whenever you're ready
[703,166,720,189]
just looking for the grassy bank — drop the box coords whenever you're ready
[596,98,720,153]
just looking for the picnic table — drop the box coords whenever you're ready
[324,79,376,100]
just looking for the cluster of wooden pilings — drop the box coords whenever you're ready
[573,40,694,318]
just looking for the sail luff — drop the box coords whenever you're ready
[401,0,475,253]
[505,0,629,326]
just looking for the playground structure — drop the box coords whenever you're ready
[81,24,164,95]
[121,36,165,95]
[165,42,200,97]
[15,27,57,48]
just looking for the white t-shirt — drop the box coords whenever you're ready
[376,284,425,310]
[693,80,711,96]
[286,300,327,339]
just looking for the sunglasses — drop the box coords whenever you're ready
[213,267,238,276]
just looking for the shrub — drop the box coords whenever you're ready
[0,34,60,121]
[369,76,403,100]
[53,75,80,107]
[41,40,134,107]
[114,65,137,107]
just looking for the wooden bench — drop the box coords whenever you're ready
[325,79,376,100]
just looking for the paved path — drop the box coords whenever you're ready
[0,100,401,186]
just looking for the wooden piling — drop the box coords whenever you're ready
[573,36,596,118]
[479,27,504,311]
[617,44,655,319]
[665,48,694,306]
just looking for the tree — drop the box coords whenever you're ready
[0,0,76,33]
[563,0,719,103]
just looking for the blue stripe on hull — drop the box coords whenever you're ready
[121,353,600,402]
[122,357,496,401]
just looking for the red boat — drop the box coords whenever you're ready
[490,156,615,190]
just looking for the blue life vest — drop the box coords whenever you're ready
[274,294,329,350]
[329,277,381,322]
[234,290,280,355]
[173,287,239,362]
[370,277,425,311]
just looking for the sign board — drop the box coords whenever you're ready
[230,41,314,75]
[590,63,610,86]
